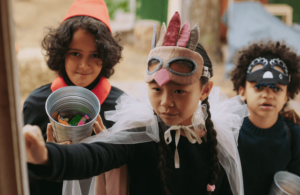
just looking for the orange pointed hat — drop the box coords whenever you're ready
[63,0,111,33]
[145,12,210,86]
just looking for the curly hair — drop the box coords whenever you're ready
[42,16,123,79]
[156,43,219,195]
[230,40,300,99]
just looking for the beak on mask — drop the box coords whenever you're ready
[144,12,210,86]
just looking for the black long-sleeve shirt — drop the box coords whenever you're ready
[23,83,124,195]
[238,115,300,195]
[29,130,233,195]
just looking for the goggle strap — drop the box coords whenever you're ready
[202,66,210,79]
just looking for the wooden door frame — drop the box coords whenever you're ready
[0,0,29,194]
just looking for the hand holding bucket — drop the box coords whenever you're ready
[45,86,101,144]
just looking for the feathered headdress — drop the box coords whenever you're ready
[145,12,209,86]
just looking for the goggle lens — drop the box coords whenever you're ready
[169,60,194,73]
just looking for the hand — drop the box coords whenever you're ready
[93,114,106,134]
[23,125,48,165]
[46,123,72,145]
[46,114,106,145]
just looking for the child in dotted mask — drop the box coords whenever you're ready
[231,41,300,195]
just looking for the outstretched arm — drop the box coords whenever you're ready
[24,124,136,181]
[24,115,105,164]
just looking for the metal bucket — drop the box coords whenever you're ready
[45,86,100,144]
[269,171,300,195]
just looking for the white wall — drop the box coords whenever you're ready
[167,0,183,22]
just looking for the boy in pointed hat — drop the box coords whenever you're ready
[23,0,128,195]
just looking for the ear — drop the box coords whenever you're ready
[200,81,213,101]
[239,86,246,101]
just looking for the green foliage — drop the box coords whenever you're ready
[105,0,130,20]
[268,0,300,23]
[135,0,168,24]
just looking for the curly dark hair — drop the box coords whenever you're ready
[156,43,219,195]
[230,40,300,99]
[42,16,123,79]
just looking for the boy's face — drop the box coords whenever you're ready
[239,80,288,122]
[65,28,103,87]
[148,79,212,127]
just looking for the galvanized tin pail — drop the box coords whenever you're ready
[45,86,100,144]
[268,171,300,195]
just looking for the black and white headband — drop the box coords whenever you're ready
[246,56,290,87]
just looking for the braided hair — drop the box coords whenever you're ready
[156,43,219,195]
[197,44,220,195]
[200,81,220,195]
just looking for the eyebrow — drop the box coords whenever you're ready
[69,48,98,53]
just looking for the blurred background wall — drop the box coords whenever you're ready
[13,0,300,111]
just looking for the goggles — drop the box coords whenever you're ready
[246,55,290,86]
[145,47,207,86]
[144,12,210,86]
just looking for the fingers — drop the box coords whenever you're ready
[93,121,102,135]
[24,128,37,150]
[96,115,106,130]
[58,141,72,145]
[23,125,44,146]
[46,123,55,142]
[46,123,71,145]
[93,115,106,135]
[42,115,105,144]
[23,125,48,164]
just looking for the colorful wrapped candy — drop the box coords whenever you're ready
[58,114,70,126]
[68,114,82,126]
[77,114,91,126]
[57,113,91,126]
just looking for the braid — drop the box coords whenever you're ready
[196,40,219,193]
[202,97,220,195]
[157,120,172,195]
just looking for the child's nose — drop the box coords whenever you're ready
[79,58,89,68]
[160,93,174,108]
[262,88,274,99]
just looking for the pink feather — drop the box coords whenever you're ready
[163,12,181,46]
[177,21,190,47]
